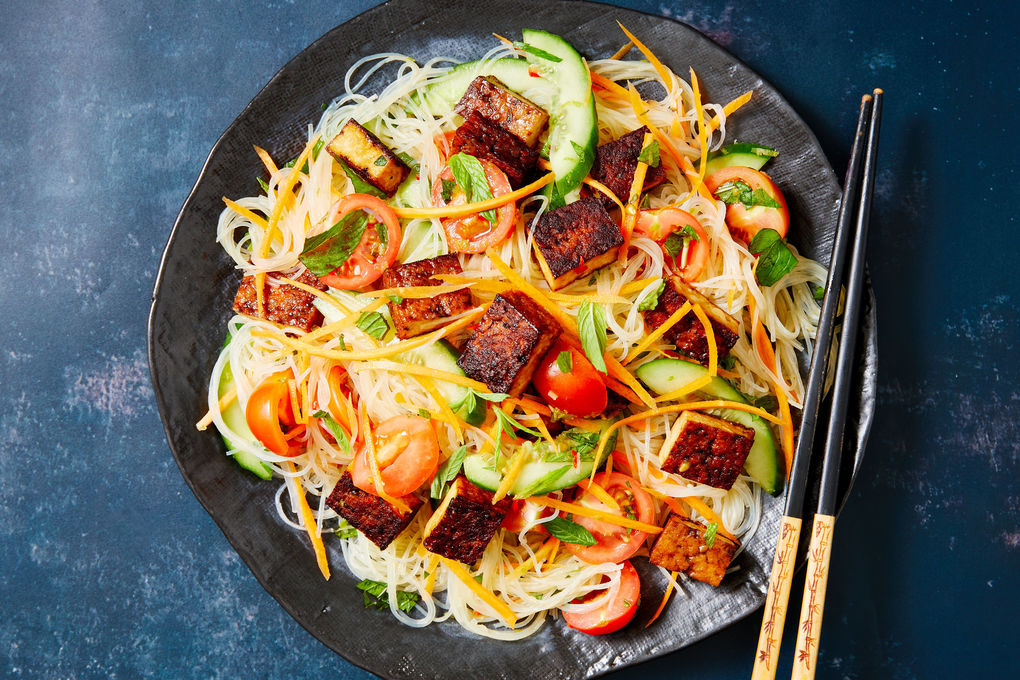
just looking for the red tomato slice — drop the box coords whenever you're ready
[704,166,789,244]
[501,499,554,533]
[350,415,440,497]
[532,339,608,417]
[635,208,709,282]
[245,373,301,456]
[566,472,656,564]
[430,161,516,253]
[562,560,641,635]
[318,194,402,290]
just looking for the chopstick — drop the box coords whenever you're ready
[750,89,883,680]
[790,88,882,679]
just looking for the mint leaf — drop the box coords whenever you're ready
[637,140,660,167]
[448,152,498,225]
[430,445,466,500]
[387,294,403,304]
[513,40,563,62]
[638,279,666,311]
[678,224,700,242]
[752,395,779,412]
[748,228,782,254]
[577,301,608,373]
[749,188,782,209]
[813,284,825,301]
[544,516,597,546]
[256,176,269,193]
[556,350,573,373]
[314,410,351,454]
[440,178,456,203]
[749,228,798,286]
[714,180,782,210]
[337,160,386,198]
[663,232,684,257]
[356,311,389,339]
[373,155,388,167]
[356,579,420,613]
[417,408,432,419]
[299,210,369,276]
[334,519,358,539]
[704,522,718,549]
[562,428,600,457]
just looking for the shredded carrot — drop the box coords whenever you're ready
[618,131,653,266]
[440,557,518,627]
[576,479,621,512]
[624,301,692,364]
[287,378,304,425]
[222,197,269,230]
[653,374,714,403]
[683,496,737,541]
[424,552,440,596]
[610,40,634,60]
[196,385,237,431]
[363,361,492,393]
[255,272,266,318]
[264,135,320,257]
[491,32,513,47]
[706,90,753,134]
[690,303,718,377]
[530,497,662,534]
[419,377,464,442]
[362,283,473,299]
[504,396,552,417]
[590,71,631,100]
[688,68,709,197]
[619,277,660,296]
[304,297,388,343]
[616,22,674,95]
[646,570,680,627]
[284,461,330,580]
[493,449,528,503]
[392,172,554,219]
[253,145,278,176]
[748,300,795,473]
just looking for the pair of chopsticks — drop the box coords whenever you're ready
[751,89,883,680]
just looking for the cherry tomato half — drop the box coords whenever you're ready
[704,166,789,244]
[318,194,402,290]
[430,161,516,253]
[566,472,655,564]
[635,208,709,282]
[501,499,554,533]
[245,373,301,456]
[532,339,608,417]
[562,560,641,635]
[350,415,440,497]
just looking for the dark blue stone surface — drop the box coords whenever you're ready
[1,1,1016,678]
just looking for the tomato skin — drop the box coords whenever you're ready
[562,560,641,635]
[350,415,440,497]
[430,161,516,253]
[245,374,300,456]
[566,472,656,564]
[635,208,709,282]
[501,499,553,533]
[532,339,608,417]
[318,194,402,290]
[704,166,789,244]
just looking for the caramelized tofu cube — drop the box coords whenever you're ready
[451,111,538,188]
[659,411,755,490]
[232,269,326,332]
[649,513,739,586]
[456,291,561,396]
[326,120,410,196]
[381,254,475,339]
[532,197,624,289]
[423,476,511,564]
[643,276,740,364]
[325,471,423,550]
[589,126,667,206]
[454,76,549,147]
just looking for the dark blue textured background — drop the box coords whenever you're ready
[1,0,1017,678]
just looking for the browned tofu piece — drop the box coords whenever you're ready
[649,513,739,586]
[643,276,740,364]
[589,126,667,206]
[232,269,326,332]
[326,119,410,196]
[659,411,755,490]
[451,111,538,188]
[325,471,423,550]
[381,254,475,339]
[532,197,624,290]
[456,291,561,396]
[454,76,549,147]
[422,476,511,563]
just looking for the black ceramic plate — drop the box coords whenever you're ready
[148,1,877,678]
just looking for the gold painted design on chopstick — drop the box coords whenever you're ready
[791,514,836,680]
[751,515,802,680]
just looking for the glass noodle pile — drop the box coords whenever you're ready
[202,28,826,640]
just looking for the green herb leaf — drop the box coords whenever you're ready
[256,176,269,193]
[338,334,347,351]
[813,284,825,301]
[714,180,782,209]
[514,465,572,498]
[752,395,779,412]
[356,579,420,612]
[637,279,666,311]
[513,40,563,62]
[749,228,798,286]
[299,210,369,276]
[704,522,718,549]
[719,354,736,370]
[663,232,685,257]
[314,410,351,454]
[570,139,594,167]
[397,151,420,172]
[374,155,388,167]
[337,160,387,198]
[544,516,597,546]
[577,301,608,373]
[430,445,467,500]
[334,519,358,540]
[376,221,389,249]
[495,408,542,438]
[637,140,660,167]
[387,294,404,304]
[356,311,389,339]
[448,152,498,225]
[440,178,457,203]
[587,273,599,286]
[556,350,573,373]
[417,408,432,419]
[562,428,600,457]
[678,224,700,242]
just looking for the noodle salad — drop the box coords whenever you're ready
[197,26,825,640]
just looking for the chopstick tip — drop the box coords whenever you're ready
[862,93,872,103]
[873,87,884,96]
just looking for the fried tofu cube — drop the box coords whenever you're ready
[454,76,549,147]
[531,197,624,290]
[589,126,667,206]
[232,269,326,332]
[649,513,739,586]
[659,411,755,490]
[326,119,410,196]
[451,111,539,187]
[381,254,475,339]
[325,471,423,550]
[456,291,561,396]
[643,276,740,365]
[422,476,511,564]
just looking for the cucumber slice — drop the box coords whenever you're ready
[398,218,446,263]
[634,358,782,495]
[217,335,273,480]
[399,339,486,425]
[417,58,536,116]
[704,142,777,176]
[520,29,597,204]
[463,421,618,497]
